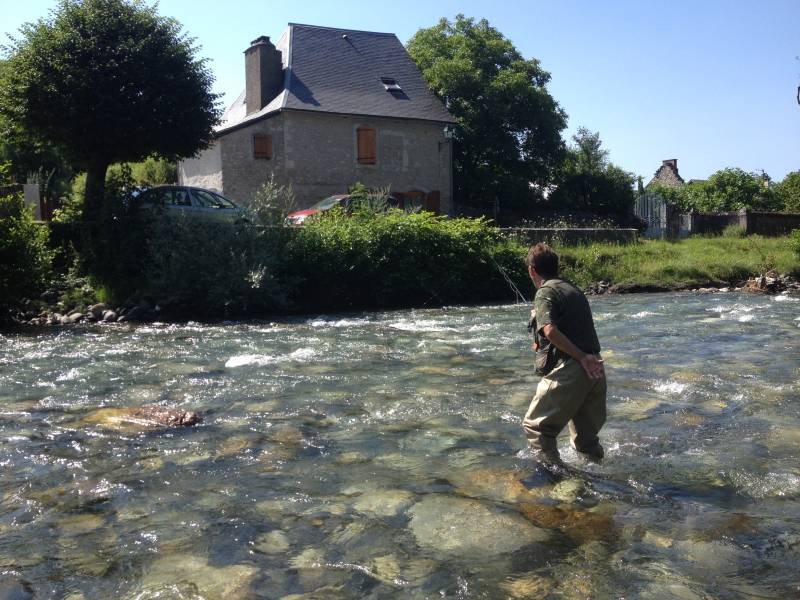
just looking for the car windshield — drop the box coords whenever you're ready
[312,196,345,211]
[192,189,236,208]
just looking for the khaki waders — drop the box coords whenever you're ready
[523,357,607,462]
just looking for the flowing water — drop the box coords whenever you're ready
[1,292,799,599]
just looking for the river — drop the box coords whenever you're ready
[1,292,799,599]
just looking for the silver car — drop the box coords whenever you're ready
[134,186,250,224]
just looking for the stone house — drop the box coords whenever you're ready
[178,24,456,213]
[646,158,685,189]
[636,159,686,238]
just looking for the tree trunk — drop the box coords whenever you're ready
[84,159,109,223]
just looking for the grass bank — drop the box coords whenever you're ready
[558,235,800,291]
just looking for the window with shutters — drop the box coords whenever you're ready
[253,134,273,160]
[356,127,376,165]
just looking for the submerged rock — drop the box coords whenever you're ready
[499,574,553,598]
[253,530,291,555]
[82,406,201,432]
[519,502,616,544]
[352,490,414,518]
[408,494,550,557]
[136,554,258,598]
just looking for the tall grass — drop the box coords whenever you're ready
[558,236,799,289]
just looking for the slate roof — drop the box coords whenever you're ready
[218,23,455,134]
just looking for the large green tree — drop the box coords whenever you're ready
[407,15,567,209]
[548,128,635,216]
[775,171,800,212]
[652,168,779,213]
[0,0,219,221]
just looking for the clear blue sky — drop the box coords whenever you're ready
[2,0,798,182]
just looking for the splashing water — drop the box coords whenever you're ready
[0,292,798,598]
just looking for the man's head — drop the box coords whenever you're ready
[526,243,559,286]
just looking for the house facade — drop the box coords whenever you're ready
[179,24,456,212]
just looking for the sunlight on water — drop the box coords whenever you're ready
[0,292,799,598]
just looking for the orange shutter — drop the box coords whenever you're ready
[357,127,376,164]
[253,135,273,159]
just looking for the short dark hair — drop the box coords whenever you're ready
[526,243,559,278]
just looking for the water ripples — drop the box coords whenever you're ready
[0,292,799,597]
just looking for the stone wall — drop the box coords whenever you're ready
[218,114,285,206]
[688,209,800,236]
[181,111,453,212]
[280,111,451,212]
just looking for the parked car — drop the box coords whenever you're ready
[285,193,401,225]
[132,186,250,224]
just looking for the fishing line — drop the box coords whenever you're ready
[488,254,531,327]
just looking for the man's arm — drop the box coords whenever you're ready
[542,323,604,379]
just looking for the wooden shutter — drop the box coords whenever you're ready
[357,127,376,164]
[253,134,273,159]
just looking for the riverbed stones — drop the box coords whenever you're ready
[352,489,414,518]
[450,468,543,504]
[81,405,201,432]
[253,530,291,555]
[334,451,370,465]
[499,574,553,598]
[519,502,616,544]
[408,494,550,557]
[0,577,34,600]
[137,554,258,598]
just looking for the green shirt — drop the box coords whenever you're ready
[533,278,601,355]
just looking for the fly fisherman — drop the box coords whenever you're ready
[523,243,606,466]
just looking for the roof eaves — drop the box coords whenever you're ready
[287,22,396,37]
[282,106,456,124]
[214,107,282,137]
[280,24,293,110]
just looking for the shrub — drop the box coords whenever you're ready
[790,229,800,260]
[142,215,290,313]
[0,191,53,313]
[283,210,531,310]
[721,224,747,238]
[251,175,296,225]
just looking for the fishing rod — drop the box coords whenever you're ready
[488,254,534,332]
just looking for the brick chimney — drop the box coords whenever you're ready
[245,36,283,115]
[662,159,678,170]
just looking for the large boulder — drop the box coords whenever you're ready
[82,406,201,433]
[408,494,550,557]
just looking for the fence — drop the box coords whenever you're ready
[687,209,800,236]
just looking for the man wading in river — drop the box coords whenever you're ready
[523,243,606,466]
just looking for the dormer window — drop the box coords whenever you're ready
[381,77,402,92]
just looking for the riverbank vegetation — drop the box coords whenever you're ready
[4,194,800,326]
[559,234,799,290]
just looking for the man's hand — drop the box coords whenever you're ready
[542,323,605,380]
[578,354,604,379]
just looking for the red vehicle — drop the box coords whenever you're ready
[285,193,403,225]
[285,195,350,225]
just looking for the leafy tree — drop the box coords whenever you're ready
[0,185,53,314]
[651,168,779,212]
[775,171,800,212]
[0,0,219,222]
[549,128,635,216]
[407,15,567,209]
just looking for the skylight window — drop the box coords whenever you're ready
[381,77,402,91]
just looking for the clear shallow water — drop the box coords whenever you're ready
[1,292,799,599]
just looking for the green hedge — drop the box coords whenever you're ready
[284,209,530,310]
[53,208,531,315]
[0,192,53,312]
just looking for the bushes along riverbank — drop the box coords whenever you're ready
[3,205,800,326]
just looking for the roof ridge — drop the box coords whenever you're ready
[287,22,397,37]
